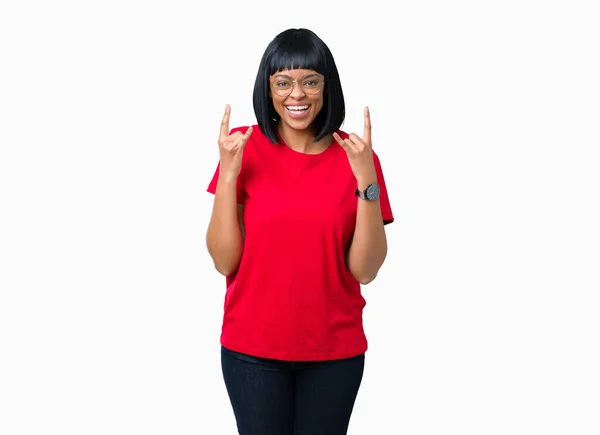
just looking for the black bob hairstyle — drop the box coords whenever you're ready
[252,28,346,144]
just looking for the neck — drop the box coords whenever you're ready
[278,123,331,154]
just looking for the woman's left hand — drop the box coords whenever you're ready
[333,107,377,182]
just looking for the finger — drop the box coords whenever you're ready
[223,131,242,149]
[344,139,359,154]
[239,126,253,148]
[219,104,231,142]
[333,132,348,150]
[334,132,358,154]
[363,106,371,144]
[234,126,253,150]
[348,133,365,150]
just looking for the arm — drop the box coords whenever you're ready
[206,176,245,276]
[346,174,388,285]
[206,105,251,276]
[334,107,390,285]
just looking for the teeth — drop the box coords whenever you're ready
[286,105,309,111]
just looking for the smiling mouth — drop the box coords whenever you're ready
[286,105,309,111]
[285,105,310,118]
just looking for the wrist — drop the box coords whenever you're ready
[356,174,377,190]
[218,172,238,184]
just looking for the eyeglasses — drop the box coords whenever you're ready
[270,74,325,97]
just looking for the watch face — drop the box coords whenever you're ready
[366,184,380,200]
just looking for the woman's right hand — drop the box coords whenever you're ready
[218,105,253,181]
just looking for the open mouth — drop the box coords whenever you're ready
[285,105,310,118]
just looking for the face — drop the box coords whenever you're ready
[269,69,325,134]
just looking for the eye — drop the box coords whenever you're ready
[303,79,319,87]
[275,81,291,88]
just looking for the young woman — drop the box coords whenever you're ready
[206,28,394,435]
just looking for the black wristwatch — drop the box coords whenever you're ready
[355,183,380,201]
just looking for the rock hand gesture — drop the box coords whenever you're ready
[333,106,377,182]
[218,104,253,181]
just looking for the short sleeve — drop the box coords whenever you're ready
[373,151,394,225]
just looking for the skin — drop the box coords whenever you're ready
[205,105,251,276]
[206,68,387,283]
[333,107,388,284]
[270,69,329,154]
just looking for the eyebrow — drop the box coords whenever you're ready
[273,73,320,80]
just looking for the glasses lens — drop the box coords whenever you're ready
[272,79,293,96]
[271,76,324,96]
[301,76,323,94]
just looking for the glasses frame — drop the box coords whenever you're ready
[270,73,325,97]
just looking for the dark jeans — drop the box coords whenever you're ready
[221,346,365,435]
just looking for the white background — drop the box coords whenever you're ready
[1,0,599,434]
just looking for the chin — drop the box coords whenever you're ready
[281,114,314,131]
[287,119,312,130]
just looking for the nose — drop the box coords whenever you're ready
[289,81,306,99]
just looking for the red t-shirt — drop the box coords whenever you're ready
[207,125,394,361]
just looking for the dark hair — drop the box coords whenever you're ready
[252,28,345,144]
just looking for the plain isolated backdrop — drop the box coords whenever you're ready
[1,1,599,434]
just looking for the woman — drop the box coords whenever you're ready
[206,28,394,435]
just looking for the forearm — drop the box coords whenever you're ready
[206,176,243,276]
[347,175,388,285]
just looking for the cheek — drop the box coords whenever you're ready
[312,96,324,112]
[271,96,285,114]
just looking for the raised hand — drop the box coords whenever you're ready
[333,106,377,182]
[218,104,253,181]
